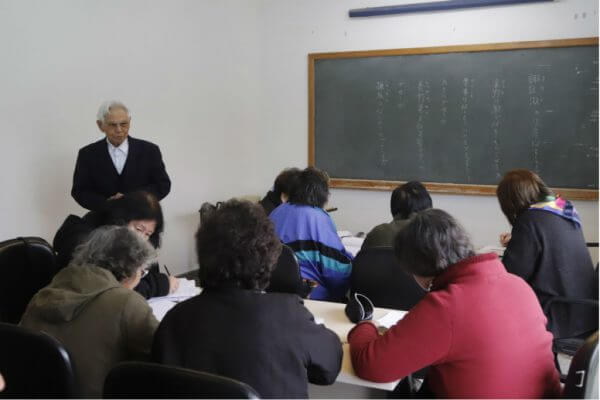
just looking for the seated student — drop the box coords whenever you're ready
[361,181,432,250]
[270,167,353,301]
[20,226,159,397]
[348,209,561,398]
[259,167,301,215]
[53,191,178,299]
[152,200,342,398]
[497,169,596,339]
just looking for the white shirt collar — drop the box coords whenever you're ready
[106,137,129,155]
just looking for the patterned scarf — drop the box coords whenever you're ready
[529,196,582,227]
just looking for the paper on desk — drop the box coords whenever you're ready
[148,278,201,303]
[476,245,505,257]
[337,230,353,238]
[377,310,406,329]
[173,278,201,297]
[341,236,365,248]
[149,299,178,321]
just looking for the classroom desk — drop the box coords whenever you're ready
[303,299,406,393]
[148,293,407,398]
[338,231,364,257]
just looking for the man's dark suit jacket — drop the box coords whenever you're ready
[152,288,342,398]
[71,136,171,210]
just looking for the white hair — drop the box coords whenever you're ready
[96,100,131,123]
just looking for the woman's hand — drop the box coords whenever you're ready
[358,320,388,335]
[168,276,180,294]
[499,232,512,247]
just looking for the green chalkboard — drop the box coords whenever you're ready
[309,39,598,199]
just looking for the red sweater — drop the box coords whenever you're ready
[348,253,561,398]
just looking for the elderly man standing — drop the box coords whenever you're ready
[71,101,171,210]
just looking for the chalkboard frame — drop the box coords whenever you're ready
[308,38,599,200]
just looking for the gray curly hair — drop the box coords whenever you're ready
[71,225,157,282]
[394,209,474,277]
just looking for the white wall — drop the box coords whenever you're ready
[255,0,599,258]
[0,0,598,274]
[0,0,263,273]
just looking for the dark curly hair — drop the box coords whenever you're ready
[496,169,554,225]
[196,199,282,290]
[394,209,474,278]
[390,181,432,219]
[288,167,330,208]
[98,191,164,248]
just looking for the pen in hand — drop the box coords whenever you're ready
[164,265,180,294]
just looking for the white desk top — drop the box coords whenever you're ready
[148,293,406,391]
[337,231,365,257]
[303,299,406,391]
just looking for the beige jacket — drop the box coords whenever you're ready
[20,265,158,398]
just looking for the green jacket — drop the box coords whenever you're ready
[20,265,158,397]
[361,217,410,250]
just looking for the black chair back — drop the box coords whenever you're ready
[563,331,598,399]
[0,322,76,398]
[544,297,599,346]
[104,361,260,399]
[0,237,57,323]
[265,244,307,297]
[350,246,426,310]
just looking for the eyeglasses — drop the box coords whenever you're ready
[133,224,154,238]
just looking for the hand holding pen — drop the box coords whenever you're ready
[164,265,180,294]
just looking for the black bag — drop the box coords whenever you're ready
[345,292,374,323]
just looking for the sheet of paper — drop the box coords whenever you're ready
[150,278,202,302]
[476,245,505,257]
[148,299,178,321]
[342,236,365,248]
[172,278,201,297]
[337,230,353,238]
[377,310,407,329]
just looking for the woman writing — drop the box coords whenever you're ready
[153,200,342,398]
[348,209,560,398]
[21,226,160,397]
[270,167,353,301]
[53,191,178,298]
[497,169,596,339]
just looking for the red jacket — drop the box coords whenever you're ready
[348,253,561,398]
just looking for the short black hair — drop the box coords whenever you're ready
[390,181,432,219]
[288,167,330,208]
[394,209,474,277]
[273,168,301,197]
[99,191,164,249]
[196,199,282,290]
